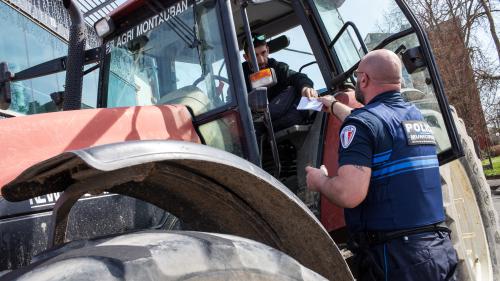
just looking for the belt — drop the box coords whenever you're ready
[357,223,451,246]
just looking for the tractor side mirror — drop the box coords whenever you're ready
[268,35,290,54]
[401,46,426,74]
[0,62,12,110]
[248,87,268,113]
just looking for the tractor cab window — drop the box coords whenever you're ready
[103,0,230,116]
[271,26,326,91]
[311,0,454,157]
[0,1,98,116]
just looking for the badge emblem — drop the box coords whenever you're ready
[402,120,436,145]
[341,125,356,148]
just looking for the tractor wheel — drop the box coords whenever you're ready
[3,231,328,281]
[439,107,500,281]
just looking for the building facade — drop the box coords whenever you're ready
[427,19,490,150]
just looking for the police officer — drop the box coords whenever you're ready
[242,33,318,131]
[305,50,458,281]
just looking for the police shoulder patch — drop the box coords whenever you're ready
[340,125,357,149]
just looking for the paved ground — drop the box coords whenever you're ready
[487,180,500,216]
[493,191,500,215]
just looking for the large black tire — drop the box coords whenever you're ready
[452,107,500,280]
[2,231,328,281]
[440,107,500,281]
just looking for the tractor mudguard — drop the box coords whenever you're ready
[2,140,353,281]
[0,104,201,189]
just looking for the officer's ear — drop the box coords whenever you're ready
[360,74,370,88]
[243,53,249,62]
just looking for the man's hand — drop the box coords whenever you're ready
[319,92,354,123]
[301,87,318,100]
[305,165,329,192]
[318,95,337,112]
[306,164,371,208]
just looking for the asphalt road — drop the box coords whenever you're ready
[493,191,500,214]
[493,190,500,217]
[488,180,500,217]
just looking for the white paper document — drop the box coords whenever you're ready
[296,97,323,111]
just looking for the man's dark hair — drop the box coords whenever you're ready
[242,33,267,54]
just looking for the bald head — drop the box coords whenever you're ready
[359,49,402,85]
[355,50,402,104]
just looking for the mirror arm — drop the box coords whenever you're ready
[83,63,100,75]
[299,61,317,73]
[6,47,101,83]
[328,21,368,54]
[329,28,416,89]
[372,28,414,50]
[240,0,259,73]
[248,88,281,177]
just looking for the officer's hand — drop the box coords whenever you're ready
[305,165,329,192]
[301,87,318,100]
[318,95,337,112]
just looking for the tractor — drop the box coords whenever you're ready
[0,0,498,280]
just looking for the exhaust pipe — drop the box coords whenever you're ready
[62,0,85,111]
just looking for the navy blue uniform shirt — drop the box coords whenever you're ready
[338,91,403,168]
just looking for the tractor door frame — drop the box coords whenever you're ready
[301,0,463,165]
[396,0,463,163]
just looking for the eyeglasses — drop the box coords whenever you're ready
[353,70,365,78]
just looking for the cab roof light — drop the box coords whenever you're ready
[94,16,115,38]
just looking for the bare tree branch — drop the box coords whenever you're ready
[479,0,500,63]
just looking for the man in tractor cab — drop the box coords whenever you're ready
[242,33,318,132]
[305,50,458,281]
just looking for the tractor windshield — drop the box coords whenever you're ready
[102,0,231,116]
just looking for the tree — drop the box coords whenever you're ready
[404,0,499,147]
[478,0,500,66]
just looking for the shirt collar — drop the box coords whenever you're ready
[367,90,402,105]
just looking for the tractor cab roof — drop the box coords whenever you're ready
[108,0,297,48]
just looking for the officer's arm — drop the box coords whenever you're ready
[318,95,353,122]
[306,118,373,208]
[306,165,370,208]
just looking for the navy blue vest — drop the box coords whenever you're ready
[345,96,444,232]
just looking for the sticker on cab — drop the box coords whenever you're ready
[340,125,356,149]
[402,120,436,145]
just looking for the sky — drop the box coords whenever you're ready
[110,0,497,69]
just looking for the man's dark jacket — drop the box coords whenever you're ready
[242,58,313,100]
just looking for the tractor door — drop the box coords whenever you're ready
[301,0,463,232]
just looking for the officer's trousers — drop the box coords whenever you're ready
[354,231,458,281]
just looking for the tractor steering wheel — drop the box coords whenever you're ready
[192,74,230,87]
